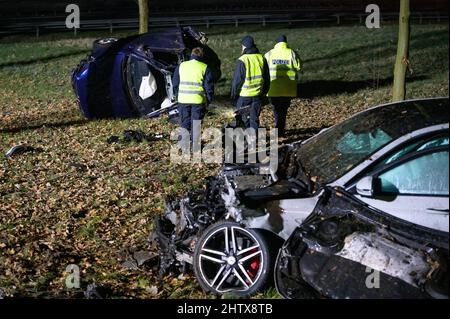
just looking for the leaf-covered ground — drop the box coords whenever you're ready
[0,23,448,298]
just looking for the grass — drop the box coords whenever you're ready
[0,22,448,298]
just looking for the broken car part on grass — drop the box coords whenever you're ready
[5,144,43,158]
[106,130,165,144]
[147,97,449,298]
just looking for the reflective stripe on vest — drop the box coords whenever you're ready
[178,59,207,104]
[239,54,265,97]
[265,42,299,97]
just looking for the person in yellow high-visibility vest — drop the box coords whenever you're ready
[173,47,214,148]
[231,36,270,130]
[265,35,301,137]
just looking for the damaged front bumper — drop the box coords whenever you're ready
[147,143,318,278]
[148,164,274,275]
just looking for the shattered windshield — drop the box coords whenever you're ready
[297,98,449,184]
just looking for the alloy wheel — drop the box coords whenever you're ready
[196,223,265,294]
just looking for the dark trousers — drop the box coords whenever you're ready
[178,103,206,149]
[269,97,291,137]
[178,103,206,131]
[236,96,262,131]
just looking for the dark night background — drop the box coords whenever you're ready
[0,0,448,18]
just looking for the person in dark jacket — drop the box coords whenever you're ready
[230,36,270,131]
[173,47,214,150]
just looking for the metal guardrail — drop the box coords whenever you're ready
[0,11,447,37]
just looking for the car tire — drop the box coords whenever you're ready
[92,38,118,51]
[193,221,273,297]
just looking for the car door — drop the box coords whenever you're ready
[354,142,449,232]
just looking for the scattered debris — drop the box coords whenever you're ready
[84,283,111,299]
[5,144,43,157]
[120,249,158,270]
[133,250,157,267]
[106,135,120,144]
[122,130,146,143]
[121,260,139,270]
[68,162,88,172]
[107,130,165,144]
[0,288,5,299]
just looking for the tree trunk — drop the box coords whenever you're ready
[138,0,149,34]
[392,0,410,101]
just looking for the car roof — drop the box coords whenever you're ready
[353,97,449,131]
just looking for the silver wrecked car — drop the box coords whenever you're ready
[150,97,449,298]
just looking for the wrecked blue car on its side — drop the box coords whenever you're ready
[71,27,221,119]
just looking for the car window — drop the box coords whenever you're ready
[378,151,449,196]
[417,136,449,150]
[380,133,449,166]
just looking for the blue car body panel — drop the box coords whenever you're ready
[129,29,186,53]
[73,63,90,118]
[110,51,135,118]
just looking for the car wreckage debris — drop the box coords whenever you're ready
[72,27,221,120]
[120,250,159,270]
[146,162,276,277]
[84,283,112,299]
[5,144,43,157]
[107,130,165,144]
[147,177,231,275]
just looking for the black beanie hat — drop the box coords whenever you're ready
[241,35,255,48]
[275,35,287,43]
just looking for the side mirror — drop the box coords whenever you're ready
[356,176,375,197]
